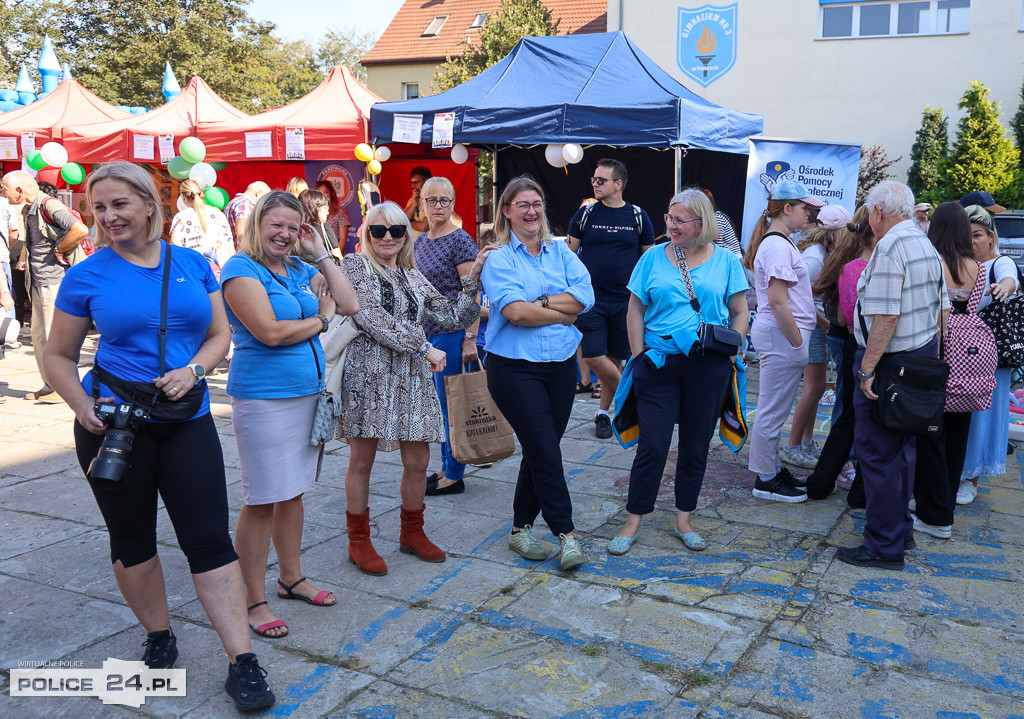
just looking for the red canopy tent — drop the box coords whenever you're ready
[0,79,131,151]
[197,65,379,161]
[63,76,248,164]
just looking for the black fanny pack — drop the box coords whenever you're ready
[91,363,205,422]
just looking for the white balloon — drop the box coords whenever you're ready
[176,196,188,214]
[40,141,68,168]
[562,143,584,165]
[188,162,217,190]
[544,144,566,168]
[374,145,391,162]
[450,143,469,164]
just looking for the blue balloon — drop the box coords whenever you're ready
[0,89,17,102]
[17,92,36,104]
[0,100,18,112]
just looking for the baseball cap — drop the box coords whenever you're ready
[914,203,933,213]
[771,179,825,207]
[959,191,1005,213]
[817,205,851,230]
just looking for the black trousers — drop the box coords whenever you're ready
[808,333,861,500]
[486,354,576,535]
[74,413,238,574]
[626,351,732,514]
[913,411,972,526]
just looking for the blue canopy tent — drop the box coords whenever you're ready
[369,31,764,232]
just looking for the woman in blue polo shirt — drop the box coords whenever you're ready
[220,191,358,639]
[481,175,595,571]
[607,189,748,555]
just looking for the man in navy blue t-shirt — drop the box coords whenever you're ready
[567,159,654,438]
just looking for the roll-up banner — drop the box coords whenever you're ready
[740,137,861,249]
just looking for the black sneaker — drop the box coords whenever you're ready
[141,629,177,669]
[595,414,612,439]
[225,653,276,712]
[778,467,807,489]
[835,544,904,570]
[752,471,808,502]
[904,536,917,551]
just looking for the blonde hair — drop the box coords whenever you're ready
[86,161,164,248]
[237,191,303,269]
[965,204,999,257]
[494,175,552,245]
[178,179,208,234]
[285,177,308,197]
[421,176,455,201]
[667,189,718,246]
[359,201,417,282]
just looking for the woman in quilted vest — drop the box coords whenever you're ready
[957,205,1020,505]
[912,202,996,540]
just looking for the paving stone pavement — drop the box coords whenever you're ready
[3,340,1024,718]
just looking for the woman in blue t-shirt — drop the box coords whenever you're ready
[607,189,749,556]
[43,161,275,711]
[220,191,358,639]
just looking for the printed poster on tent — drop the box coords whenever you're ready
[740,137,861,249]
[285,127,305,160]
[305,160,363,255]
[431,113,455,149]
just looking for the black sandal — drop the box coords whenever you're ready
[575,381,594,394]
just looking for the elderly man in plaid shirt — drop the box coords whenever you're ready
[838,181,949,571]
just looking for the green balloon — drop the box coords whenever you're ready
[26,150,47,171]
[178,136,206,164]
[167,155,192,180]
[60,162,86,185]
[209,162,227,171]
[205,186,229,210]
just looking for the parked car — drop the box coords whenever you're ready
[994,211,1024,274]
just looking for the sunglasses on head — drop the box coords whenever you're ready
[367,224,407,239]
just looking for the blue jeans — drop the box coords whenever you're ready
[826,334,846,423]
[1,262,13,321]
[428,331,472,481]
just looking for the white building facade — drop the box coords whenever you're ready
[608,0,1024,178]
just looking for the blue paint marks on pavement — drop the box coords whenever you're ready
[860,697,900,718]
[926,657,1024,697]
[348,705,398,719]
[262,665,337,718]
[847,633,912,664]
[771,641,815,702]
[555,700,659,718]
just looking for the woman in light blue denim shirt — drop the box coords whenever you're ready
[481,176,595,571]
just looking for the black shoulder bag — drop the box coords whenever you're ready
[857,292,948,436]
[976,258,1024,368]
[673,243,742,356]
[91,244,207,421]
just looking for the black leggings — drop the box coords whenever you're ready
[74,413,238,574]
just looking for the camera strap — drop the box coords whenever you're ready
[672,242,706,325]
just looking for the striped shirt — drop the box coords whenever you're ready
[854,219,949,352]
[714,211,743,258]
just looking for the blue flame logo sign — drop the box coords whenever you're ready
[677,4,737,88]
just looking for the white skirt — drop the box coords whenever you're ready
[232,394,321,505]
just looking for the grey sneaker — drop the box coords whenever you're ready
[509,525,549,561]
[802,439,822,459]
[780,444,816,469]
[558,533,586,570]
[912,515,952,539]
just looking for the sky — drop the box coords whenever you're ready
[247,0,406,43]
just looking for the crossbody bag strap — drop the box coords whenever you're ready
[266,262,323,389]
[671,243,705,325]
[966,260,986,314]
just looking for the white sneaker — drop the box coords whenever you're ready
[908,498,916,513]
[956,480,978,505]
[802,440,822,460]
[912,515,952,539]
[780,444,816,470]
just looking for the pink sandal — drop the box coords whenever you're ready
[277,577,336,606]
[247,601,288,638]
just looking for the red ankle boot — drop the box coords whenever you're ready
[399,504,446,563]
[346,509,387,576]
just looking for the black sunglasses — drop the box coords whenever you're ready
[367,224,407,239]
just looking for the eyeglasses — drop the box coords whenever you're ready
[367,224,407,239]
[511,201,545,212]
[665,214,701,226]
[423,197,453,208]
[590,177,617,186]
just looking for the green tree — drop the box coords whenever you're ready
[1011,71,1024,167]
[314,27,376,84]
[943,80,1019,202]
[906,106,948,202]
[432,0,559,93]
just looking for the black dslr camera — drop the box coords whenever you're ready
[87,401,150,485]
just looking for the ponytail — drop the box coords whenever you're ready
[743,199,789,270]
[179,179,209,234]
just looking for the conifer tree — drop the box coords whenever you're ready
[944,81,1019,200]
[906,106,948,201]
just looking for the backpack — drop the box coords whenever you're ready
[39,197,90,264]
[943,265,998,413]
[976,258,1024,368]
[578,201,645,236]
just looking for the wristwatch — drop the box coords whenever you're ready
[856,368,875,382]
[464,332,477,340]
[187,363,206,380]
[539,294,550,308]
